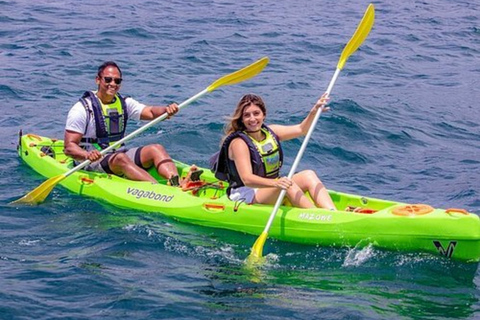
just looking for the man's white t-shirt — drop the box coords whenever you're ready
[65,92,146,139]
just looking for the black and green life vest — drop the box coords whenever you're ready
[79,91,128,150]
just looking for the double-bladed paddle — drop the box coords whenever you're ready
[12,57,270,205]
[247,4,375,263]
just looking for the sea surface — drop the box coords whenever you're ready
[1,0,480,319]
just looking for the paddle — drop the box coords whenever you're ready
[12,57,270,205]
[247,4,375,263]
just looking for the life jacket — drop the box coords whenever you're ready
[210,125,283,189]
[79,91,128,150]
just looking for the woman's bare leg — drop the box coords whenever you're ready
[292,170,336,210]
[254,185,315,209]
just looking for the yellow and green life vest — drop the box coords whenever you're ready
[210,124,284,189]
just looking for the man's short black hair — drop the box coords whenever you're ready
[97,61,122,78]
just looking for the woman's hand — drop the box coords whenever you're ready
[274,176,293,190]
[313,92,331,112]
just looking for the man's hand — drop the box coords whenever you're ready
[85,149,102,162]
[165,103,179,118]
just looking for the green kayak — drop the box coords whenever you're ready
[16,132,480,262]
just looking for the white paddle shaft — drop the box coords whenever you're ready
[260,67,341,234]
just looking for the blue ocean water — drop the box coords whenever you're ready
[1,0,480,319]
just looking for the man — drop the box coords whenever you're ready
[64,61,190,186]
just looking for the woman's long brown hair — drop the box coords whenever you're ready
[221,94,267,144]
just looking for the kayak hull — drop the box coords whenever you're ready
[16,133,480,262]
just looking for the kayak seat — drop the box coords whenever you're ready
[182,180,206,191]
[40,146,55,158]
[182,181,226,199]
[345,206,377,214]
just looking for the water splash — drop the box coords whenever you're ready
[342,243,376,267]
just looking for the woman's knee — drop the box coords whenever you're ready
[301,169,318,179]
[294,170,322,187]
[293,170,313,179]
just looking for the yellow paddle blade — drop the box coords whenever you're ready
[207,56,269,92]
[337,3,375,70]
[247,231,268,263]
[10,174,65,205]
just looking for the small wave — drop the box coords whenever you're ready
[100,27,155,39]
[121,222,246,266]
[0,84,22,100]
[329,146,369,164]
[285,80,311,90]
[228,32,248,39]
[449,188,477,201]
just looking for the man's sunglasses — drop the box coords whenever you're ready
[103,77,123,85]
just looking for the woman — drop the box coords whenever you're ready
[214,93,336,210]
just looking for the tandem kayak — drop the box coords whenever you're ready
[15,132,480,262]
